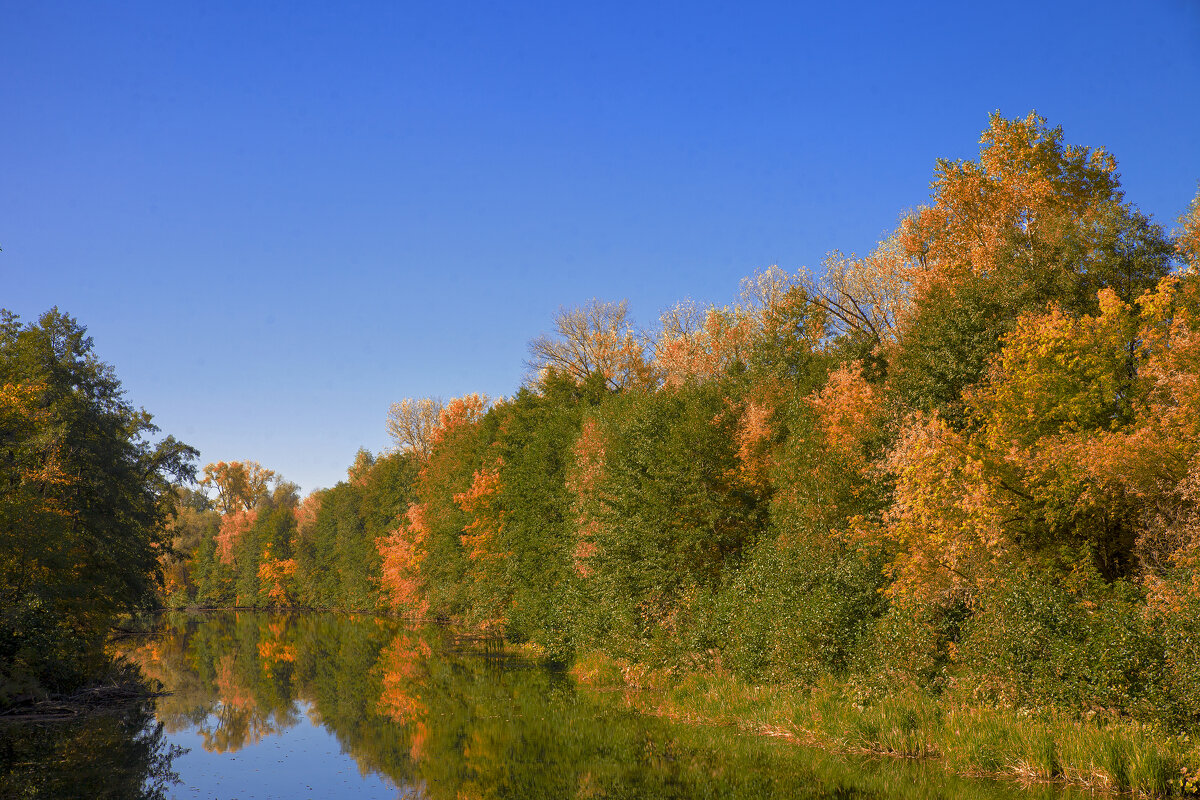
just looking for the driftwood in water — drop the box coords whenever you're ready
[0,683,171,723]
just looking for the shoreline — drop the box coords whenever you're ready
[569,650,1200,797]
[0,680,168,724]
[110,608,1200,795]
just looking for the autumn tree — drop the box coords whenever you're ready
[1178,188,1200,271]
[386,397,443,461]
[199,460,276,514]
[887,112,1174,418]
[899,112,1170,305]
[528,299,653,391]
[655,267,800,386]
[803,237,913,351]
[378,503,431,616]
[434,394,491,442]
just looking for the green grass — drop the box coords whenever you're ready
[572,651,1200,796]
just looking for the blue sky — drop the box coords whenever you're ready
[4,0,1199,494]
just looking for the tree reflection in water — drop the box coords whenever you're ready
[118,612,1086,800]
[0,697,184,800]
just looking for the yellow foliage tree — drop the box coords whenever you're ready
[528,299,653,390]
[386,397,443,462]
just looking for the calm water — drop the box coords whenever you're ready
[0,613,1092,799]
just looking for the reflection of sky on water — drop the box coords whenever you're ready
[166,702,404,800]
[113,612,1090,800]
[0,608,1104,800]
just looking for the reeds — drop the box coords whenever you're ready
[573,652,1200,796]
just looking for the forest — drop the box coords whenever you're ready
[159,113,1200,733]
[6,112,1200,789]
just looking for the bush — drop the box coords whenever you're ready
[956,557,1166,720]
[718,537,887,684]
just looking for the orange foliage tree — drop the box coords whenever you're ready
[434,394,490,444]
[454,459,506,563]
[200,460,276,514]
[883,112,1172,418]
[257,544,298,606]
[293,490,322,535]
[900,112,1124,301]
[377,502,430,616]
[655,266,806,386]
[565,418,607,577]
[215,509,258,566]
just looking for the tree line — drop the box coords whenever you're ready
[84,112,1200,729]
[174,112,1200,724]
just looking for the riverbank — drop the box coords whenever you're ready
[568,651,1200,797]
[0,662,166,723]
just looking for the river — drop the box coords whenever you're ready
[0,612,1092,799]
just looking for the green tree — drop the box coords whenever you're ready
[0,309,195,702]
[577,381,769,662]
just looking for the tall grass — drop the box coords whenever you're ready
[572,651,1200,796]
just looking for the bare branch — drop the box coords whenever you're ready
[527,299,652,390]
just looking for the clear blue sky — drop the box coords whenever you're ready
[5,1,1199,494]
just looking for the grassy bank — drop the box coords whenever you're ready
[570,651,1200,797]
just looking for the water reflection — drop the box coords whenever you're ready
[0,697,183,800]
[115,612,1093,800]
